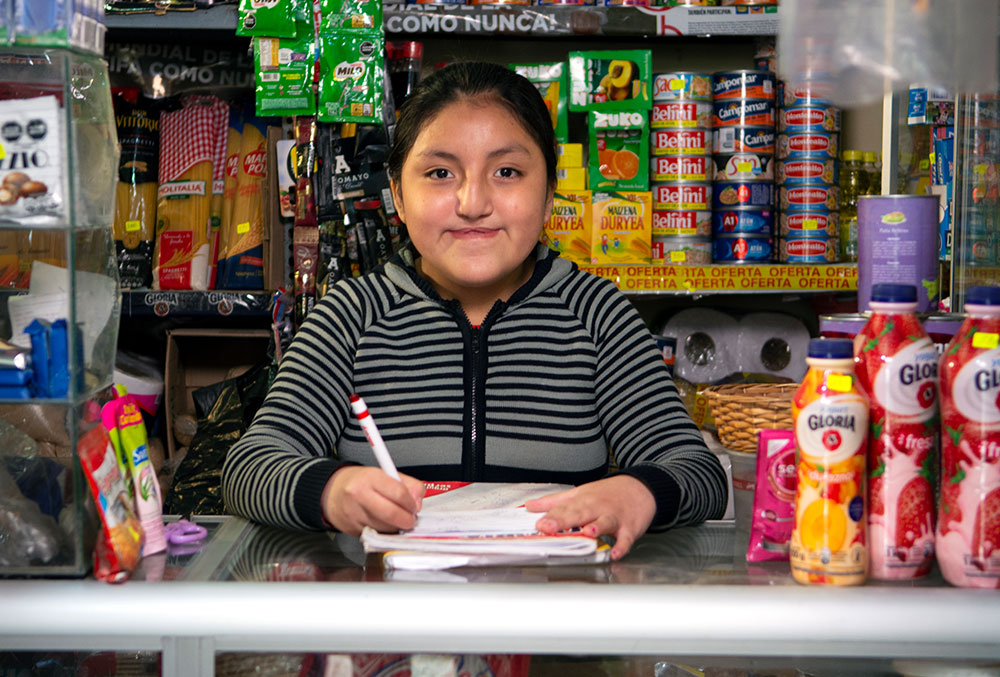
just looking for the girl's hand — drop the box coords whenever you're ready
[321,466,425,536]
[524,475,656,560]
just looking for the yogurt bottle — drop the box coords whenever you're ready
[854,283,938,580]
[791,338,869,586]
[937,286,1000,588]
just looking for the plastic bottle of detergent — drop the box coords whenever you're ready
[937,285,1000,588]
[855,283,938,579]
[790,338,869,585]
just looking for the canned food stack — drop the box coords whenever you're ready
[710,69,776,264]
[649,72,714,266]
[957,92,1000,268]
[776,80,842,264]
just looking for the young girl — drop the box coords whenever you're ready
[222,62,727,560]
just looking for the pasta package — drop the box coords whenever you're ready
[154,97,229,290]
[208,101,233,289]
[218,116,267,289]
[217,108,245,284]
[112,93,160,289]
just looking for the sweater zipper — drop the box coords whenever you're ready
[469,327,481,479]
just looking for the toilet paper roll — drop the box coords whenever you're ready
[661,308,739,384]
[737,312,810,381]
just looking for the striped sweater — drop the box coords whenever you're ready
[222,243,728,531]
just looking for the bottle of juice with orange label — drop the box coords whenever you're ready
[937,286,1000,588]
[790,338,870,585]
[855,283,938,580]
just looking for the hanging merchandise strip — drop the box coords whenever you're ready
[579,263,857,293]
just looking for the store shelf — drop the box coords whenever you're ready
[105,4,778,37]
[581,263,858,294]
[121,290,275,317]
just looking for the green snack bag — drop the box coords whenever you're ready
[318,30,384,124]
[321,0,383,30]
[588,111,649,192]
[511,62,569,144]
[254,28,317,117]
[237,0,296,37]
[569,50,652,113]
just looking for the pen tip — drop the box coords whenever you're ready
[349,393,360,403]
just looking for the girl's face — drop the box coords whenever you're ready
[391,97,553,303]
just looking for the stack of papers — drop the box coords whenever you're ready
[360,482,611,571]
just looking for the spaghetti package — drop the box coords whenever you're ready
[154,96,229,290]
[77,424,144,583]
[217,107,245,284]
[218,116,268,289]
[208,101,233,289]
[112,93,160,289]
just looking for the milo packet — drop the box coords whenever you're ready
[321,0,383,30]
[589,111,649,192]
[238,0,297,37]
[511,62,569,144]
[318,30,384,124]
[569,50,652,113]
[254,28,316,117]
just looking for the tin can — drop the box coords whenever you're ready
[857,195,940,312]
[712,153,773,181]
[780,184,838,211]
[651,128,712,156]
[650,155,711,182]
[712,207,774,236]
[777,81,834,107]
[777,105,841,133]
[652,235,712,264]
[779,236,839,263]
[603,0,650,5]
[779,210,839,237]
[537,0,598,4]
[721,0,777,4]
[712,70,776,100]
[713,180,774,209]
[653,182,713,211]
[651,101,713,128]
[652,72,713,101]
[713,234,773,263]
[776,158,838,185]
[712,125,775,154]
[653,209,713,236]
[777,132,838,159]
[652,0,718,4]
[713,98,775,127]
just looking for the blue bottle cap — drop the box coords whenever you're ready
[966,286,1000,306]
[870,283,917,303]
[808,338,854,359]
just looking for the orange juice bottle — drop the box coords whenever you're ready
[790,338,870,585]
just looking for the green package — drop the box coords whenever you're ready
[511,62,569,144]
[254,27,317,117]
[318,30,384,124]
[237,0,296,37]
[588,111,649,192]
[569,50,652,113]
[321,0,383,30]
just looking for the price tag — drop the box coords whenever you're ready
[736,161,753,172]
[0,143,5,161]
[125,220,141,232]
[237,222,250,234]
[803,219,818,230]
[670,251,686,262]
[972,332,999,349]
[827,374,852,393]
[670,79,684,91]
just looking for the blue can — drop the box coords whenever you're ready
[712,235,773,263]
[712,208,774,236]
[713,181,774,210]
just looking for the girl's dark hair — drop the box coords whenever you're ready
[387,61,557,189]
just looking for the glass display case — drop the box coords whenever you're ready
[0,46,121,577]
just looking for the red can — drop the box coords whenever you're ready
[650,155,711,182]
[653,182,713,211]
[651,101,713,129]
[651,128,712,156]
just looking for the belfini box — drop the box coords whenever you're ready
[591,191,651,265]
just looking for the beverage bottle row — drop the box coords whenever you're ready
[837,150,883,262]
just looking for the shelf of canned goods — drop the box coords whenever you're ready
[580,262,857,293]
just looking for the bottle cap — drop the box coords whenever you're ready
[398,41,423,60]
[841,149,863,162]
[966,286,1000,306]
[870,283,917,303]
[863,151,879,163]
[808,338,854,359]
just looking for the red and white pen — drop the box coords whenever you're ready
[349,394,401,481]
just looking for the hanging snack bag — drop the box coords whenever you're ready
[112,93,159,289]
[589,110,649,191]
[544,190,591,264]
[154,97,229,290]
[512,62,569,143]
[322,0,383,29]
[0,96,65,226]
[591,191,652,264]
[237,0,296,37]
[218,116,268,289]
[253,12,317,118]
[318,30,385,124]
[569,50,652,112]
[78,424,144,583]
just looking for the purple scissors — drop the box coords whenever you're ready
[165,519,207,545]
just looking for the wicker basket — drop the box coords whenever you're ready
[703,383,797,453]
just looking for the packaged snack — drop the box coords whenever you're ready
[590,191,651,264]
[0,96,64,226]
[544,191,591,263]
[237,0,297,37]
[747,429,796,562]
[569,50,652,112]
[318,30,384,124]
[218,116,268,290]
[322,0,383,28]
[511,62,569,143]
[216,107,244,284]
[254,32,317,117]
[589,111,649,191]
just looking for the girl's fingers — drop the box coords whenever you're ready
[524,487,575,513]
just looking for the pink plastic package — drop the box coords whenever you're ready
[746,429,797,562]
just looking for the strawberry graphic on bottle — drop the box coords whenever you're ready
[937,286,1000,588]
[854,284,938,579]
